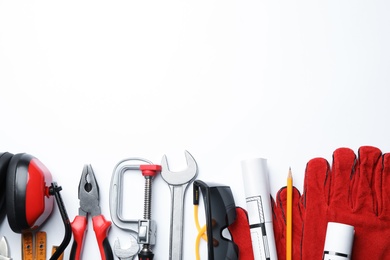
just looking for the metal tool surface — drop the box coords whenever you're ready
[110,158,161,260]
[113,236,139,260]
[160,151,198,260]
[0,236,12,260]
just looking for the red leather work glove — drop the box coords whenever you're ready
[300,146,390,259]
[228,207,255,260]
[272,186,303,260]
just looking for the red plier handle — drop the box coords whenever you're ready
[93,215,113,260]
[70,215,87,260]
[70,215,113,260]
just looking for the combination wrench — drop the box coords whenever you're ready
[161,150,198,260]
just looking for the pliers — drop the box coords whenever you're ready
[70,164,113,260]
[0,236,11,260]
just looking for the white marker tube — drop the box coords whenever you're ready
[323,222,354,260]
[241,158,278,260]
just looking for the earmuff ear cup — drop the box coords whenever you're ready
[6,153,30,233]
[0,152,13,218]
[6,153,54,233]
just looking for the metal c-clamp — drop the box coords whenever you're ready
[109,157,161,260]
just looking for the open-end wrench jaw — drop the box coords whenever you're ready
[161,150,198,185]
[113,235,139,260]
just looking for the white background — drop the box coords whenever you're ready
[1,1,390,259]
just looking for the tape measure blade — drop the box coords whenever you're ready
[35,231,47,260]
[22,232,34,260]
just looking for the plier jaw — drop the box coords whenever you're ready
[78,164,101,217]
[70,165,113,260]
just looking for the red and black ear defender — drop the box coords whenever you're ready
[0,152,72,259]
[0,152,13,215]
[5,153,54,233]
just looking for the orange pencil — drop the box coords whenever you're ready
[286,167,293,260]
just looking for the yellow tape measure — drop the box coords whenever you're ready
[35,232,46,260]
[22,231,47,260]
[22,232,34,260]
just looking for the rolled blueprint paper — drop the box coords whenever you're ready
[241,158,277,260]
[323,222,354,260]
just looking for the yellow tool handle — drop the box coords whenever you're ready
[35,231,47,260]
[22,232,34,260]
